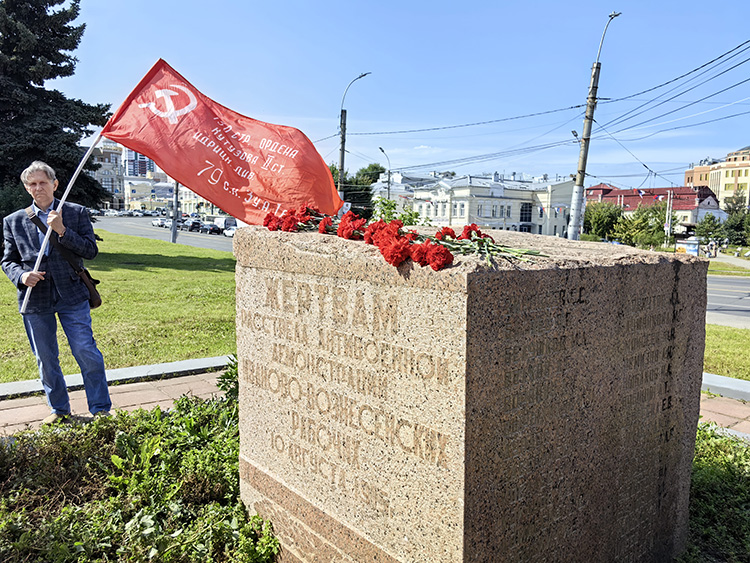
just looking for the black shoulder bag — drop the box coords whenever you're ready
[25,207,102,309]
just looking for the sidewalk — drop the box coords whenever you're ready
[0,356,229,436]
[710,251,750,270]
[1,358,748,441]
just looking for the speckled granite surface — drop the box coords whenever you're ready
[235,227,707,563]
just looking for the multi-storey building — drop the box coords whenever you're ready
[684,146,750,208]
[124,149,156,177]
[406,173,575,236]
[90,140,125,209]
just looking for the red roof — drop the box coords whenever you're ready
[585,185,717,211]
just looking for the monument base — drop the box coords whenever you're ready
[235,227,707,562]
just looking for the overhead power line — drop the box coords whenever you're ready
[347,105,585,136]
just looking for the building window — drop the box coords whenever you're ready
[554,208,559,218]
[520,203,532,222]
[453,203,457,217]
[538,206,544,219]
[538,225,543,234]
[506,205,512,218]
[459,203,465,217]
[554,225,558,236]
[492,204,498,218]
[477,204,483,217]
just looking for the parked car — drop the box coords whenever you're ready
[104,209,118,216]
[151,217,165,227]
[199,222,222,235]
[179,219,202,232]
[223,226,237,237]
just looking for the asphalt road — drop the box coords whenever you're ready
[93,217,750,329]
[707,275,750,329]
[93,215,234,253]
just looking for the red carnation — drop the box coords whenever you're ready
[318,217,333,233]
[410,240,431,267]
[364,219,387,244]
[380,237,412,267]
[337,211,366,240]
[458,224,480,240]
[435,227,457,241]
[264,214,282,231]
[281,215,299,232]
[427,243,454,271]
[404,230,418,242]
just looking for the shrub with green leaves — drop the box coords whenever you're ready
[0,386,278,562]
[678,423,750,562]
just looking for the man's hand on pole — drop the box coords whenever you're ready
[21,271,46,287]
[48,209,66,237]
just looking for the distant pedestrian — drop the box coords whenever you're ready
[1,161,111,424]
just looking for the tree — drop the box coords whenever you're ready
[695,213,723,244]
[0,0,110,223]
[328,162,382,218]
[371,196,423,226]
[583,201,622,240]
[612,202,676,248]
[722,187,747,216]
[720,188,747,246]
[721,212,746,246]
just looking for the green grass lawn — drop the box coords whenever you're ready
[1,231,748,384]
[704,324,750,381]
[707,260,750,276]
[0,230,236,384]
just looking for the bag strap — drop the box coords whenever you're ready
[25,206,84,274]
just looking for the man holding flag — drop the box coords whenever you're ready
[2,161,111,425]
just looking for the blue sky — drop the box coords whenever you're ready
[51,0,750,189]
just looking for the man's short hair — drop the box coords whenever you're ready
[21,161,57,185]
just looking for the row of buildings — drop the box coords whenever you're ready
[90,140,746,237]
[374,146,749,236]
[89,140,216,215]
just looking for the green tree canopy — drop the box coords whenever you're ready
[722,187,748,216]
[695,213,723,244]
[0,0,110,221]
[612,202,676,248]
[583,201,622,240]
[329,162,383,218]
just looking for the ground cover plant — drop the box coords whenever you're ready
[0,231,236,384]
[678,424,750,563]
[0,360,279,562]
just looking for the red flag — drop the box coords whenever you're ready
[101,59,342,224]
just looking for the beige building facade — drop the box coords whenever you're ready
[685,146,750,208]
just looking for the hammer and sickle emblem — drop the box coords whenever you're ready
[138,84,198,124]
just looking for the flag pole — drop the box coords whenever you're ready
[20,131,105,314]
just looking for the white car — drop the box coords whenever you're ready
[104,209,118,216]
[223,226,237,237]
[151,217,165,227]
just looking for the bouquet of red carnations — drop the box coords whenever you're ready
[264,207,542,271]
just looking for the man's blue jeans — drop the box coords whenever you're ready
[23,298,111,415]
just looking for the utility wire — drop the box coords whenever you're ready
[606,73,750,137]
[347,105,585,136]
[602,39,750,104]
[600,52,750,131]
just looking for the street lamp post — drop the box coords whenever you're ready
[338,72,371,194]
[379,147,391,200]
[567,11,621,240]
